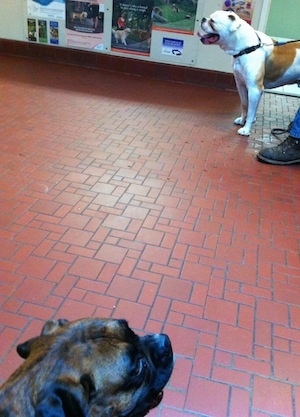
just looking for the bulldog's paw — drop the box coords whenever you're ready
[234,117,246,126]
[237,126,250,136]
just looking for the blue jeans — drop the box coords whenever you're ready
[290,108,300,139]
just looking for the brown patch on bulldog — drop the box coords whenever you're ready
[265,42,300,82]
[0,318,173,417]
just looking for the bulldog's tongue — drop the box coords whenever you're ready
[200,33,220,44]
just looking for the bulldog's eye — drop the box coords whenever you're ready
[209,19,216,31]
[135,357,147,376]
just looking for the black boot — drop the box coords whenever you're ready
[257,136,300,165]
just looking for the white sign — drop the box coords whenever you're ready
[162,37,183,56]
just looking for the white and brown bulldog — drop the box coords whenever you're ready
[198,10,300,136]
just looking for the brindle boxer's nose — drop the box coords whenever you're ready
[157,334,172,357]
[141,333,173,365]
[150,334,173,366]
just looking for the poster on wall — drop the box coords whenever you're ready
[27,0,65,20]
[66,0,105,51]
[152,0,197,35]
[111,0,153,56]
[222,0,255,24]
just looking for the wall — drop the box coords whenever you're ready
[266,0,300,39]
[0,0,267,76]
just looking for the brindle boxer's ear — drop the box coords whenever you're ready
[16,338,36,359]
[80,374,95,402]
[41,319,69,336]
[89,404,116,417]
[16,319,70,359]
[35,382,88,417]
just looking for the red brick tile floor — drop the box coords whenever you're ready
[0,55,300,417]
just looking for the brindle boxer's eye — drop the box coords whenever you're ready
[135,357,147,376]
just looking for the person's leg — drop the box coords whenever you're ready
[289,108,300,139]
[257,108,300,165]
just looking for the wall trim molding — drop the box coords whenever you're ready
[0,39,236,90]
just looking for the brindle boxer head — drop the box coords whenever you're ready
[0,318,173,417]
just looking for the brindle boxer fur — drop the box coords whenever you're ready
[0,318,173,417]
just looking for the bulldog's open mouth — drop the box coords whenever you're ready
[199,33,220,44]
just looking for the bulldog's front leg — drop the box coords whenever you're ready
[237,86,262,136]
[234,80,248,129]
[233,67,248,126]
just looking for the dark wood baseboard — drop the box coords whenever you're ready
[0,39,236,90]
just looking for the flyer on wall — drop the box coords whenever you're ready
[112,0,153,56]
[152,0,197,35]
[27,0,65,20]
[27,19,37,42]
[222,0,255,24]
[38,20,48,43]
[66,0,105,51]
[50,21,59,44]
[27,18,50,43]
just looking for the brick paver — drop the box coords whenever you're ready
[0,55,300,417]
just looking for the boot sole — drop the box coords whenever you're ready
[257,154,300,165]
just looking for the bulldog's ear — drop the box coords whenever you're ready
[228,13,241,32]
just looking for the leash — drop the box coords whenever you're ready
[233,36,300,59]
[271,121,293,140]
[273,39,300,46]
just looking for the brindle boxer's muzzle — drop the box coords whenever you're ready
[0,318,174,417]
